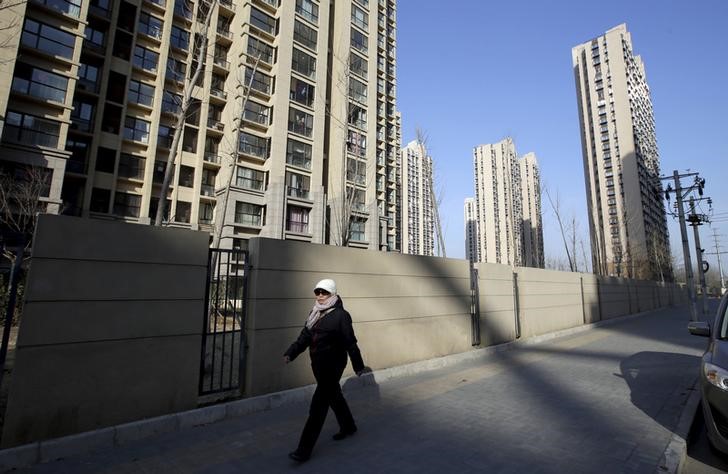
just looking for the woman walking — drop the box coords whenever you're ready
[284,278,366,462]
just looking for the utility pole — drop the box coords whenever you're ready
[662,170,698,321]
[708,228,726,294]
[688,196,709,318]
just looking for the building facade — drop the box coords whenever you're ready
[0,0,399,252]
[519,152,544,268]
[471,137,543,268]
[572,24,670,279]
[463,197,477,263]
[400,140,433,256]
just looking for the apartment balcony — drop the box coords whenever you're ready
[201,184,216,197]
[207,118,225,133]
[216,28,233,44]
[204,152,222,166]
[210,88,228,102]
[219,0,236,13]
[213,56,230,72]
[253,0,279,14]
[143,0,166,13]
[31,0,82,19]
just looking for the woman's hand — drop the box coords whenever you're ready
[283,356,291,364]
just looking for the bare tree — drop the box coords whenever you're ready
[154,0,218,226]
[0,166,48,261]
[544,186,575,272]
[210,56,261,250]
[0,0,25,65]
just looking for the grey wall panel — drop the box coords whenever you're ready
[2,335,200,447]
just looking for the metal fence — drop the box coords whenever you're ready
[199,248,249,396]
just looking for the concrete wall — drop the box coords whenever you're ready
[244,238,472,396]
[2,215,209,448]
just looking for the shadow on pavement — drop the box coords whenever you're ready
[617,351,699,432]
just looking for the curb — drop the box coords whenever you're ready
[656,377,701,474]
[0,308,664,472]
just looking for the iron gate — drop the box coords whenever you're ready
[199,248,249,396]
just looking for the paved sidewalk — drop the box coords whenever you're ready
[15,304,709,474]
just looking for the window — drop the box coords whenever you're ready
[123,116,150,143]
[290,77,314,107]
[295,0,318,24]
[347,186,366,212]
[70,100,95,131]
[350,52,367,78]
[236,166,265,190]
[238,132,269,160]
[351,5,368,29]
[90,188,111,213]
[65,137,90,173]
[113,192,141,218]
[347,130,366,157]
[3,111,60,147]
[351,29,367,54]
[95,146,116,172]
[127,80,154,107]
[175,201,191,223]
[78,62,99,91]
[293,20,317,50]
[179,165,194,187]
[250,7,277,35]
[11,63,68,103]
[286,171,310,199]
[162,91,182,114]
[21,19,75,59]
[133,46,159,72]
[286,138,312,169]
[112,30,133,59]
[288,107,313,137]
[118,153,145,179]
[139,12,163,39]
[166,56,186,83]
[170,25,189,50]
[246,67,273,94]
[349,77,367,103]
[199,202,214,224]
[348,103,366,129]
[37,0,82,17]
[292,48,316,79]
[243,100,271,125]
[346,158,366,185]
[247,36,275,64]
[287,205,309,233]
[155,124,171,149]
[84,23,106,49]
[106,71,126,103]
[235,202,263,226]
[349,217,366,241]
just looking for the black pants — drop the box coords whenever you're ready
[297,356,356,455]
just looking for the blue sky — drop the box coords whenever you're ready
[396,0,728,274]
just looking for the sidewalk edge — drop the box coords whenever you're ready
[0,308,668,472]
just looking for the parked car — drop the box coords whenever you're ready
[689,292,728,455]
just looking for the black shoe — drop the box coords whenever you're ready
[332,427,357,441]
[288,450,310,462]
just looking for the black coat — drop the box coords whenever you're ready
[284,297,365,373]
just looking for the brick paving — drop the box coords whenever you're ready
[15,303,712,474]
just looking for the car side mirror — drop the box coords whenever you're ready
[688,321,710,337]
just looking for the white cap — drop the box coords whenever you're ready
[314,279,337,295]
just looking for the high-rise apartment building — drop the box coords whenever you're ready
[0,0,399,252]
[471,137,543,268]
[400,140,433,256]
[519,152,544,268]
[572,24,670,279]
[463,197,477,263]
